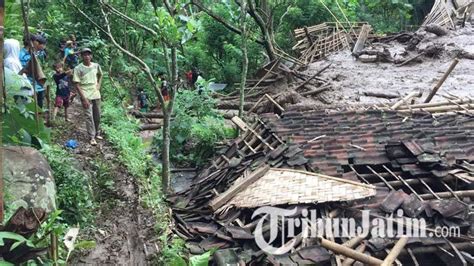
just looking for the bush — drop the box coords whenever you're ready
[41,145,95,224]
[154,85,234,167]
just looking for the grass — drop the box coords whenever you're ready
[100,78,183,263]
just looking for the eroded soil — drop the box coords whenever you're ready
[52,100,159,265]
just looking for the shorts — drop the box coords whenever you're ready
[55,95,70,108]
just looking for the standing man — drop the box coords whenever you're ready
[73,48,103,146]
[19,34,47,108]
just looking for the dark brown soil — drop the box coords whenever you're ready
[52,100,159,265]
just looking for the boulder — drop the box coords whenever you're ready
[3,146,56,213]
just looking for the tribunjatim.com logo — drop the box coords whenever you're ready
[252,206,461,255]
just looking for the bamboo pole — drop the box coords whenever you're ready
[391,91,422,110]
[419,190,474,200]
[342,236,365,248]
[425,58,460,103]
[381,236,409,266]
[264,94,284,112]
[20,0,40,131]
[317,237,384,265]
[395,99,472,109]
[342,244,366,266]
[396,103,473,113]
[0,0,4,223]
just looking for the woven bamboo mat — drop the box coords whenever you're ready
[226,168,376,208]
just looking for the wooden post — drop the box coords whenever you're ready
[352,24,371,55]
[381,236,409,266]
[424,58,460,103]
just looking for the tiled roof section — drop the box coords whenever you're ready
[261,110,474,177]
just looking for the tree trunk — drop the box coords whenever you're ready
[161,45,178,194]
[161,110,171,194]
[262,27,276,61]
[239,0,248,118]
[170,46,178,85]
[247,0,276,61]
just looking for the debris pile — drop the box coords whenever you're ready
[292,22,371,64]
[171,109,474,264]
[217,61,333,114]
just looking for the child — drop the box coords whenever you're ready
[158,73,170,103]
[52,62,72,121]
[137,89,149,112]
[63,40,79,69]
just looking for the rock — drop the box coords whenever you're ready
[359,54,378,63]
[104,153,115,160]
[3,146,57,213]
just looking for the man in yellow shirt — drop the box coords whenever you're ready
[73,48,103,146]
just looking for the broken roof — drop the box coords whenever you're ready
[171,109,474,264]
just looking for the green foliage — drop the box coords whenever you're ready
[161,237,186,266]
[339,0,414,32]
[101,87,150,178]
[100,77,167,217]
[189,248,218,266]
[0,232,35,251]
[41,145,95,225]
[154,85,233,167]
[2,101,51,148]
[4,1,24,40]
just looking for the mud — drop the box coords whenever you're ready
[52,100,159,265]
[305,25,474,107]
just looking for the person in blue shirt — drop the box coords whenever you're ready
[19,34,47,108]
[63,40,79,69]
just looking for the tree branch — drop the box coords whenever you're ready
[191,0,264,45]
[69,0,108,35]
[102,2,159,36]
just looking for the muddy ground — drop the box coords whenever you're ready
[52,100,159,265]
[305,24,474,107]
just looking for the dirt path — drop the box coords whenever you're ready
[52,100,158,265]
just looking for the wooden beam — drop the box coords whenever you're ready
[425,58,460,103]
[231,116,249,131]
[209,165,270,211]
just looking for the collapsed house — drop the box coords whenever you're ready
[171,1,474,264]
[170,105,474,265]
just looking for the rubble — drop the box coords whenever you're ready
[170,107,474,264]
[168,2,474,264]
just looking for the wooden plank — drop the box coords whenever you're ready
[209,165,270,211]
[231,116,249,131]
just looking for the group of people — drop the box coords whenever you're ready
[137,67,202,112]
[4,33,104,146]
[5,32,205,146]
